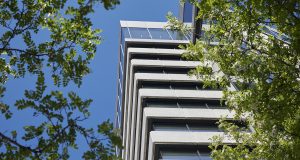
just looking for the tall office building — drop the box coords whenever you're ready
[115,2,289,160]
[114,20,238,160]
[114,3,240,160]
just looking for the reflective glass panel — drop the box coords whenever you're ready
[281,34,290,42]
[145,100,178,108]
[183,2,193,23]
[129,27,151,39]
[199,154,212,160]
[117,96,122,113]
[120,45,124,65]
[185,30,193,40]
[269,30,279,37]
[160,150,212,160]
[144,98,225,109]
[160,151,199,160]
[153,124,187,131]
[117,83,121,99]
[117,82,122,106]
[115,112,119,128]
[121,27,130,47]
[119,60,123,76]
[167,29,188,40]
[148,28,172,40]
[188,126,220,132]
[121,27,131,39]
[117,112,121,128]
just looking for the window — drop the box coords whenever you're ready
[262,26,290,42]
[140,81,221,90]
[143,98,225,109]
[135,67,193,74]
[129,27,151,39]
[118,62,123,82]
[121,27,131,39]
[159,148,211,160]
[152,120,221,132]
[141,81,212,90]
[131,54,182,61]
[151,120,248,132]
[148,28,172,40]
[117,84,122,108]
[185,30,193,40]
[153,123,187,131]
[120,45,125,64]
[160,151,199,160]
[121,27,131,48]
[167,29,189,40]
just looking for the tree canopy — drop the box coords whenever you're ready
[174,0,300,159]
[0,0,121,159]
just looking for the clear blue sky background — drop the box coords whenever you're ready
[1,0,179,158]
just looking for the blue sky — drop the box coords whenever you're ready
[1,0,179,158]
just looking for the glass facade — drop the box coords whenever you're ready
[152,123,221,132]
[130,27,152,39]
[136,67,193,74]
[168,30,189,40]
[144,98,225,109]
[140,81,221,90]
[262,25,290,42]
[159,150,211,160]
[148,28,172,40]
[121,27,191,41]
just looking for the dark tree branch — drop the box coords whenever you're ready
[0,132,40,158]
[0,48,48,57]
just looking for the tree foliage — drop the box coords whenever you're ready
[0,0,121,159]
[174,0,300,159]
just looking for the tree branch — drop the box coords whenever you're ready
[0,48,48,57]
[0,131,40,158]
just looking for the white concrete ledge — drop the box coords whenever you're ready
[131,59,201,67]
[128,47,185,55]
[120,20,192,28]
[139,88,223,99]
[150,131,234,144]
[125,38,190,44]
[144,107,234,119]
[134,73,198,82]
